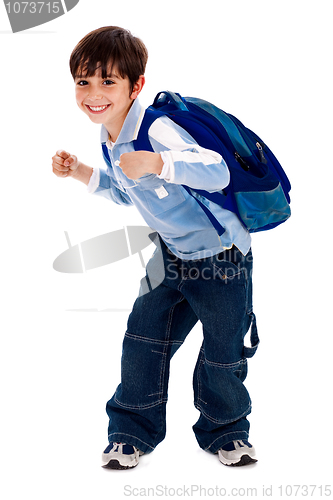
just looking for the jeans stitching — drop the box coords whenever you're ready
[158,301,178,401]
[204,430,249,451]
[195,349,205,406]
[107,432,154,451]
[212,263,243,280]
[125,331,183,347]
[195,401,252,425]
[204,358,248,369]
[114,396,168,410]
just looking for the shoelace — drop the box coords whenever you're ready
[222,440,251,452]
[234,440,245,449]
[109,442,137,455]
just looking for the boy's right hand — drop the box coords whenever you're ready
[52,150,80,178]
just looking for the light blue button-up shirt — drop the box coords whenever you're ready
[88,98,251,259]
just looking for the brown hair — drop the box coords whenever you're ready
[69,26,148,93]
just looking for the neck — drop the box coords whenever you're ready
[106,100,135,143]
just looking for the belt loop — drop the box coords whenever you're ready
[243,312,260,358]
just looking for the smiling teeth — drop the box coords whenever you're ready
[88,105,108,111]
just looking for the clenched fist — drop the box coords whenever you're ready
[52,150,80,178]
[119,151,163,180]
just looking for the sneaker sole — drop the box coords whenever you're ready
[221,455,258,467]
[102,459,138,470]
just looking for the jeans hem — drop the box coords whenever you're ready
[203,430,249,454]
[108,432,155,454]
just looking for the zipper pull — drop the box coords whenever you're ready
[256,142,267,164]
[235,152,250,171]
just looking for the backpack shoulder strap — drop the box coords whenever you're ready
[134,92,191,151]
[101,143,111,166]
[134,107,164,152]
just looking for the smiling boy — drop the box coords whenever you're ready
[52,26,258,469]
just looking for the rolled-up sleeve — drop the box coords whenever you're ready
[148,115,230,192]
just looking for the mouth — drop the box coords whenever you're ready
[85,104,111,114]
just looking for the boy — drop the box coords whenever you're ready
[52,26,259,469]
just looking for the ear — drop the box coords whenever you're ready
[130,75,145,99]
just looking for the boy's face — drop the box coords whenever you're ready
[74,65,144,141]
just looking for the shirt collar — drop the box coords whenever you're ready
[100,98,145,145]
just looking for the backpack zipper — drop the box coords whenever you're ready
[256,142,267,164]
[234,152,250,171]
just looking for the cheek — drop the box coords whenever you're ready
[75,88,85,106]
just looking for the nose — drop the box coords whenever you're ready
[86,92,103,101]
[85,85,104,101]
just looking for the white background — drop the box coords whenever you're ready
[1,0,332,498]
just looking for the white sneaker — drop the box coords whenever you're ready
[218,440,257,466]
[102,442,143,470]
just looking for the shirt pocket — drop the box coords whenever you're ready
[139,178,186,217]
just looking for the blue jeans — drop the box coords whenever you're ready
[106,236,259,454]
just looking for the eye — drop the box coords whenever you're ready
[103,79,114,86]
[76,80,88,86]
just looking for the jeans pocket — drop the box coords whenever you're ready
[212,260,244,283]
[194,356,251,425]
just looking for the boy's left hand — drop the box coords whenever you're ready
[119,151,163,180]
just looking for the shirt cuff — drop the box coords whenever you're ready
[158,151,175,182]
[87,167,100,193]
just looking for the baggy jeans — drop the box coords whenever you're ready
[106,235,259,454]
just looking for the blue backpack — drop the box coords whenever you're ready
[133,91,291,235]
